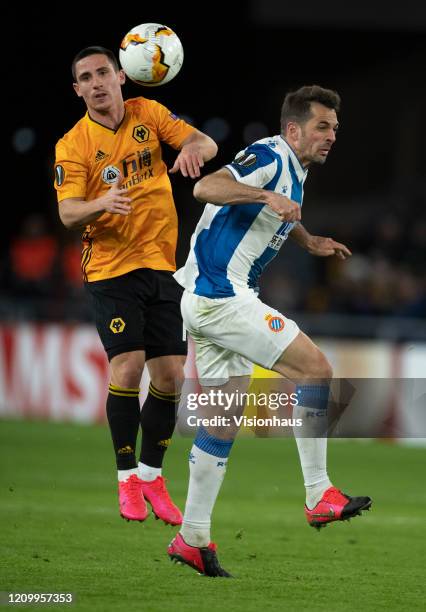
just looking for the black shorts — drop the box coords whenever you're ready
[85,269,187,361]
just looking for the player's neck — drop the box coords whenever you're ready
[282,136,310,169]
[88,101,125,131]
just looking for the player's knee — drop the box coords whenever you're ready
[151,363,185,393]
[290,350,333,381]
[111,358,143,389]
[308,351,333,381]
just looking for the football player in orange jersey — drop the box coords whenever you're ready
[54,46,217,525]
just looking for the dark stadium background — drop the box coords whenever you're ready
[5,0,426,332]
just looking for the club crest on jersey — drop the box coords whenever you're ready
[265,314,285,333]
[102,165,121,184]
[234,151,257,167]
[133,124,150,143]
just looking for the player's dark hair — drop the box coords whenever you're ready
[71,46,120,81]
[280,85,341,133]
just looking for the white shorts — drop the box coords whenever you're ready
[181,290,300,384]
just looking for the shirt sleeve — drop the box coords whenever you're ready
[225,144,278,189]
[147,99,195,149]
[54,139,87,202]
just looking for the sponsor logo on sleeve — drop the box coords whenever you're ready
[55,164,65,186]
[234,151,257,167]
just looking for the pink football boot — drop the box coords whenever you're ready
[118,474,149,522]
[305,486,372,529]
[141,476,183,526]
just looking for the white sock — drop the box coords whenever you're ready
[138,462,162,482]
[180,445,228,547]
[293,404,332,508]
[118,467,139,482]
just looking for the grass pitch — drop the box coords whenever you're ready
[0,420,425,611]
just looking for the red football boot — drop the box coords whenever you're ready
[168,533,232,577]
[141,476,183,526]
[118,474,149,522]
[305,486,372,529]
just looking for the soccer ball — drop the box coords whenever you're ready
[119,23,184,87]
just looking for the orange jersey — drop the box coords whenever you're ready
[54,97,195,281]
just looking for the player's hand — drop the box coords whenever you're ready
[100,176,132,215]
[266,193,301,222]
[169,144,204,178]
[307,236,352,259]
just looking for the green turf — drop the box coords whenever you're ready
[0,420,425,611]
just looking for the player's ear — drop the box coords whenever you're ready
[287,121,301,140]
[73,82,82,98]
[119,69,126,85]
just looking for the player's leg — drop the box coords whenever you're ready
[181,289,371,530]
[141,354,186,476]
[272,332,372,528]
[109,349,146,472]
[181,374,250,540]
[169,289,257,574]
[85,273,148,522]
[109,350,149,521]
[138,270,187,525]
[137,354,186,525]
[169,371,250,577]
[273,332,333,508]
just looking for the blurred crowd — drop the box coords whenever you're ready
[1,202,425,324]
[260,206,426,320]
[0,214,89,321]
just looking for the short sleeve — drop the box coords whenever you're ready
[146,99,195,149]
[54,139,87,202]
[225,144,278,189]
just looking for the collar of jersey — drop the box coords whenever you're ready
[86,109,127,134]
[278,137,307,182]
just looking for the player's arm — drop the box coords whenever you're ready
[193,168,301,223]
[290,222,352,260]
[169,129,218,179]
[58,178,132,230]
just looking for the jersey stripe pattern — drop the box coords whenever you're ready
[175,136,307,298]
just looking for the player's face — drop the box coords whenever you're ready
[73,54,125,112]
[293,103,339,167]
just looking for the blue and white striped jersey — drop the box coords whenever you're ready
[174,136,308,298]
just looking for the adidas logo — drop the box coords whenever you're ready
[117,445,133,455]
[158,438,171,448]
[95,150,108,162]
